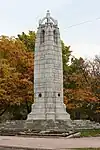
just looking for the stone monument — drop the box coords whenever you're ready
[0,11,99,135]
[27,10,70,121]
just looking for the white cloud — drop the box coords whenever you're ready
[70,43,100,59]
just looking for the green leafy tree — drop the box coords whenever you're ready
[61,41,71,73]
[17,31,36,51]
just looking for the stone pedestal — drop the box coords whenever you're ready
[27,98,70,120]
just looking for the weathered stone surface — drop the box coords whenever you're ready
[0,120,100,135]
[66,132,81,138]
[27,10,70,121]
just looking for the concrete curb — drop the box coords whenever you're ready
[0,146,53,150]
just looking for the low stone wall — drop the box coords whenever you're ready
[0,120,100,134]
[25,120,100,131]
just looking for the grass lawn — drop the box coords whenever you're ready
[78,129,100,137]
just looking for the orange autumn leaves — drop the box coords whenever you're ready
[63,57,100,110]
[0,36,34,107]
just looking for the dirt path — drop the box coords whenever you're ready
[0,136,100,149]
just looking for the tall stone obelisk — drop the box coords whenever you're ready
[27,11,70,120]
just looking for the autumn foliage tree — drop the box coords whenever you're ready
[0,36,34,119]
[63,56,100,120]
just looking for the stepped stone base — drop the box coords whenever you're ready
[27,101,70,121]
[27,112,70,121]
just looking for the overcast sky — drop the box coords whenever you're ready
[0,0,100,58]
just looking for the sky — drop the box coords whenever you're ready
[0,0,100,59]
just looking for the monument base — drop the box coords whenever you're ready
[27,112,70,121]
[25,120,72,132]
[27,101,70,121]
[0,120,100,136]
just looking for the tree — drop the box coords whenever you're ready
[61,41,71,73]
[85,55,100,99]
[17,31,36,52]
[0,36,34,119]
[63,56,100,120]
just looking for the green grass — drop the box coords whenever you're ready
[79,129,100,137]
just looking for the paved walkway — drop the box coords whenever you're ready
[0,136,100,149]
